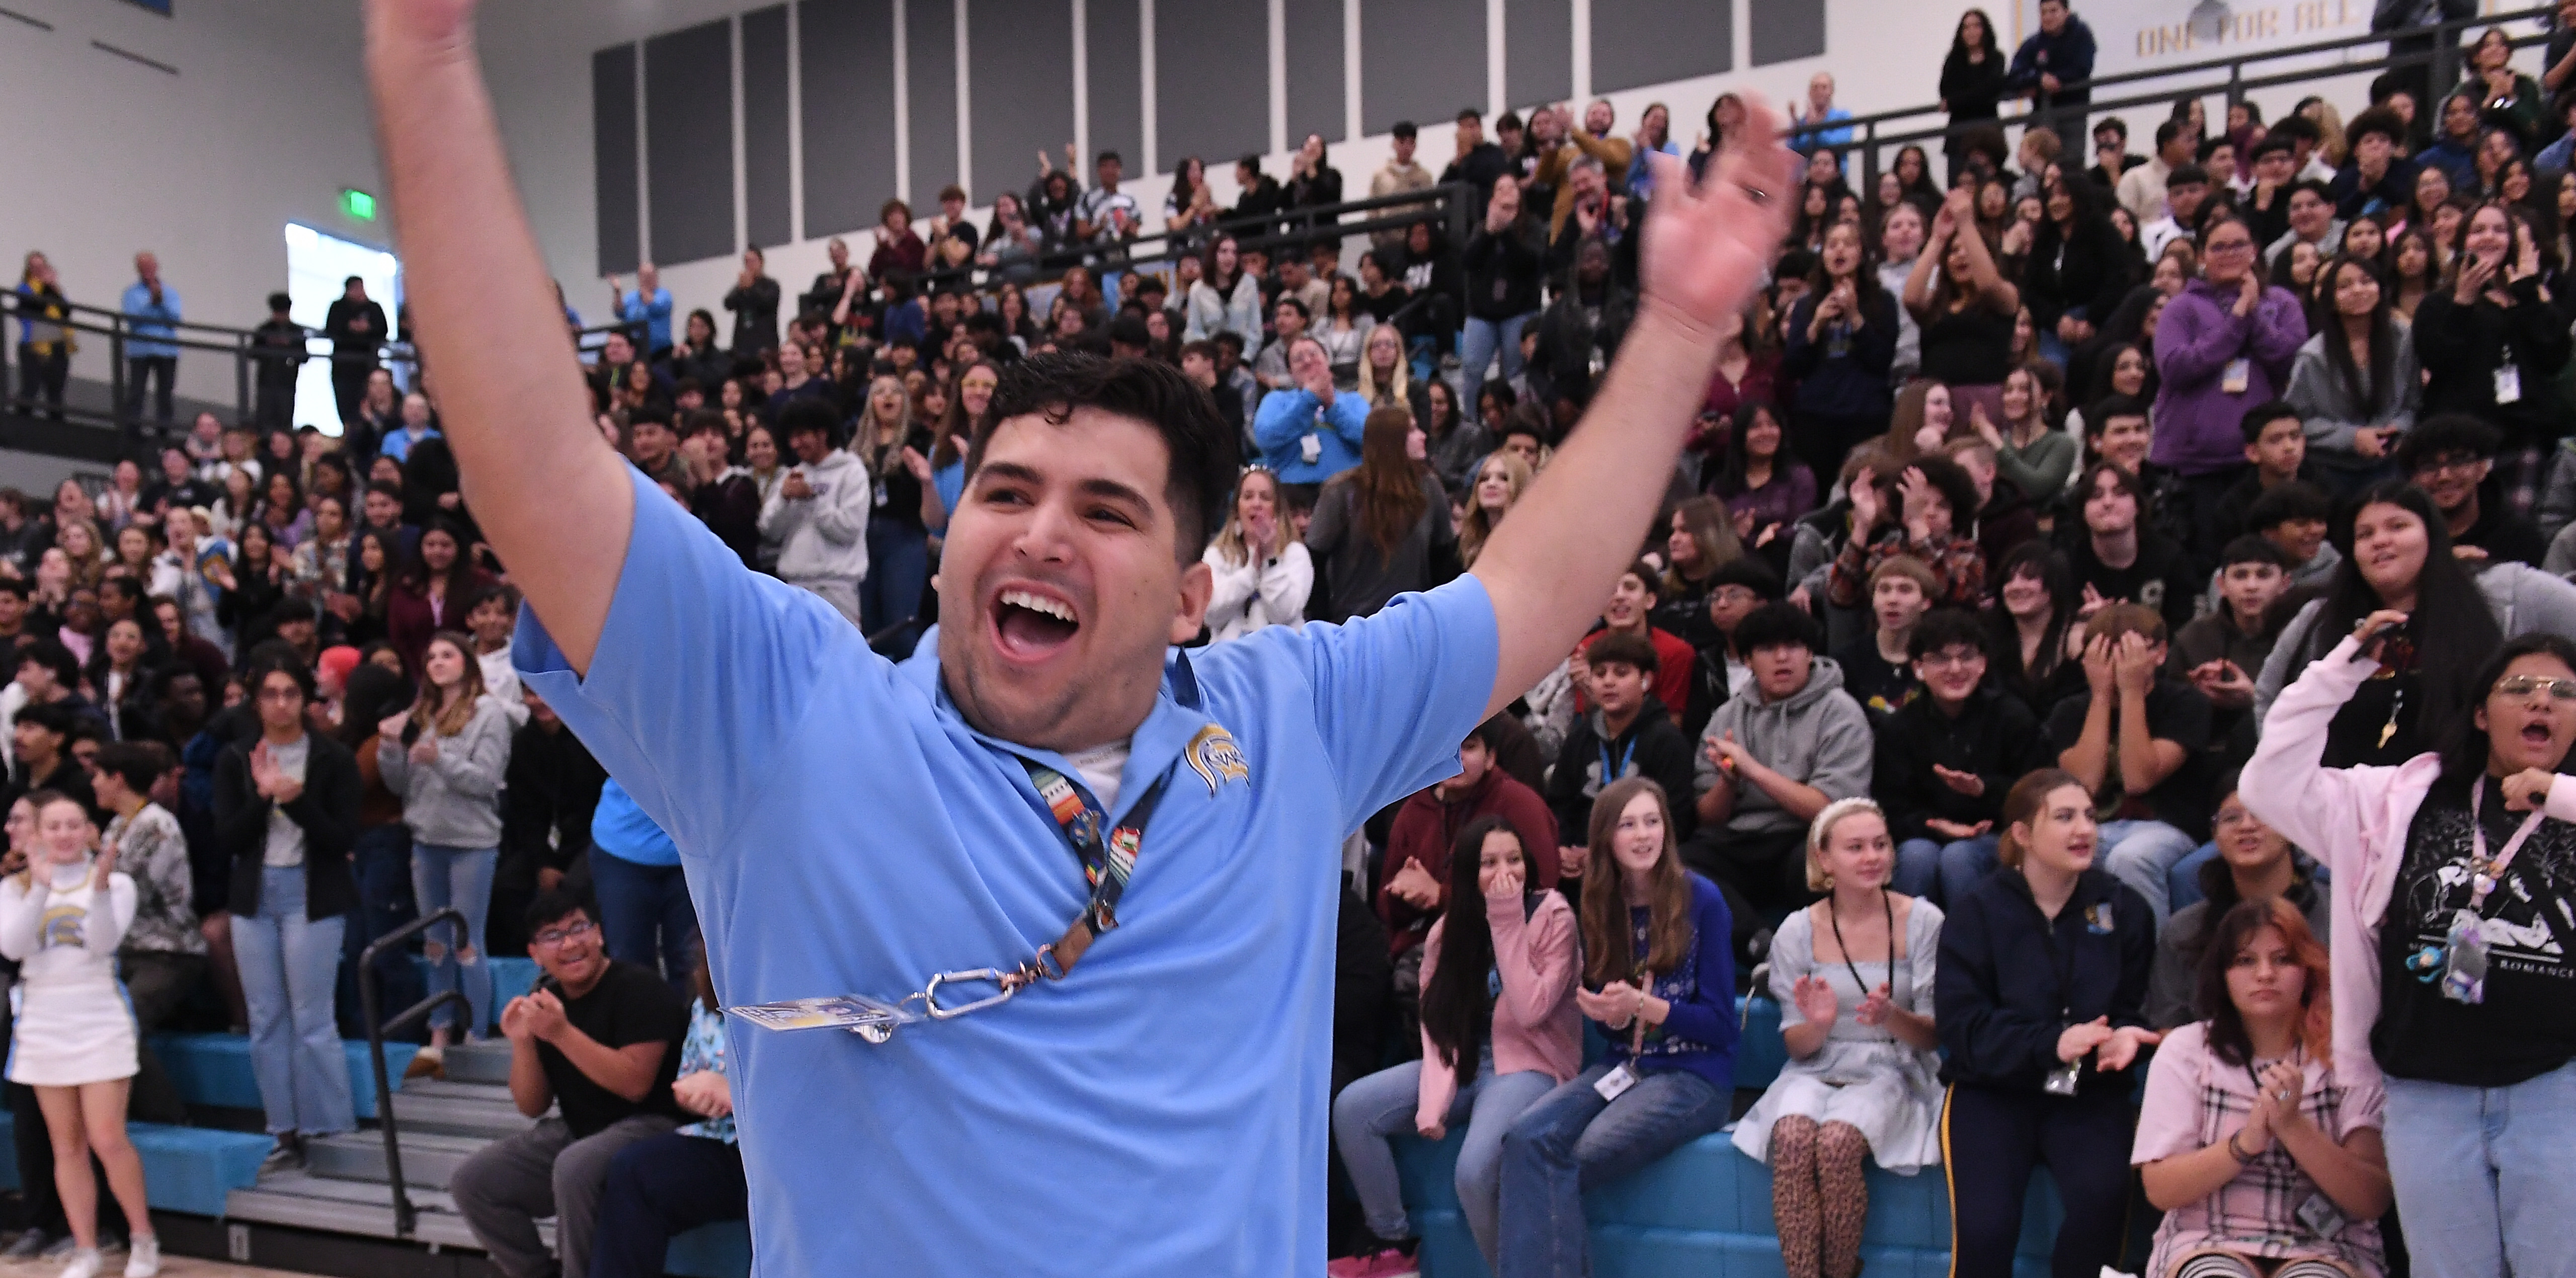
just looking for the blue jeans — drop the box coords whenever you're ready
[1498,1062,1730,1278]
[1457,312,1532,397]
[1332,1058,1557,1265]
[232,865,355,1138]
[591,851,700,995]
[338,824,422,1038]
[1894,834,1999,906]
[2097,819,2201,930]
[2382,1060,2576,1278]
[411,843,497,1035]
[860,520,929,638]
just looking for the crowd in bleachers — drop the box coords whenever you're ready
[8,2,2576,1276]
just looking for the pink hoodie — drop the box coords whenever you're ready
[1415,888,1582,1130]
[2241,632,2576,1088]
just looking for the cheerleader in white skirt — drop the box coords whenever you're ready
[0,792,158,1278]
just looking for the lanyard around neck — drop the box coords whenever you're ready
[2467,780,2547,913]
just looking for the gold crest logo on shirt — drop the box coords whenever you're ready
[1185,725,1250,795]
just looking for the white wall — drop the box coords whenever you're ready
[0,0,382,406]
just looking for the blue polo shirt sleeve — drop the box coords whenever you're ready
[1282,575,1499,831]
[514,466,869,854]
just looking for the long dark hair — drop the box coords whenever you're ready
[2433,632,2576,790]
[2317,253,2397,413]
[1713,401,1791,497]
[1420,815,1525,1074]
[1345,406,1430,556]
[2196,898,2332,1065]
[337,662,415,753]
[2296,481,2501,738]
[1984,542,2077,692]
[1950,8,1996,56]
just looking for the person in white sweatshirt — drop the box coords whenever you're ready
[756,401,870,626]
[1200,469,1312,642]
[0,791,157,1278]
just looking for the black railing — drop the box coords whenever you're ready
[1784,5,2553,193]
[360,907,474,1241]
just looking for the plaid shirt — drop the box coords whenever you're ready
[2133,1022,2386,1278]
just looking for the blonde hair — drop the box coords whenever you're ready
[1458,451,1534,568]
[1211,468,1284,569]
[1355,326,1411,407]
[1805,797,1887,892]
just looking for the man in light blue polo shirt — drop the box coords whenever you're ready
[119,251,184,430]
[366,3,1795,1272]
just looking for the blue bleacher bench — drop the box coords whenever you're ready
[148,1033,417,1120]
[666,1221,753,1278]
[1393,996,2064,1278]
[0,1114,269,1217]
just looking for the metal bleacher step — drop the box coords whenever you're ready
[224,1168,554,1253]
[438,1040,518,1085]
[380,1080,536,1141]
[304,1129,490,1191]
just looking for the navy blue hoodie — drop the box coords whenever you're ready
[1936,864,2155,1097]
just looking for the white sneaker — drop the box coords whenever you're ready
[56,1246,101,1278]
[122,1234,159,1277]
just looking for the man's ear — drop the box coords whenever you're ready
[1171,558,1215,645]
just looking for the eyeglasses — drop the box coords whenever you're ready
[2203,239,2257,256]
[2412,455,2485,478]
[2495,675,2576,702]
[531,920,598,950]
[1917,648,1986,671]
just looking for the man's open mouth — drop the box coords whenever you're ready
[993,587,1081,661]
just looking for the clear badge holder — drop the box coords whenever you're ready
[728,994,923,1045]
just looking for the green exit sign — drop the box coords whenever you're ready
[340,188,378,221]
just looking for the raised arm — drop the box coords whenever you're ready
[367,0,634,676]
[1470,107,1795,717]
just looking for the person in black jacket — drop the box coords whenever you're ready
[322,276,389,431]
[492,688,606,960]
[1459,175,1547,397]
[2025,171,2138,368]
[1936,767,2159,1278]
[1877,610,2049,907]
[214,647,364,1169]
[2413,201,2572,513]
[250,292,309,432]
[720,248,780,357]
[1528,238,1635,418]
[1544,633,1698,846]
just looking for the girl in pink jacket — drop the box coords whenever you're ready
[1329,815,1580,1278]
[2243,620,2576,1278]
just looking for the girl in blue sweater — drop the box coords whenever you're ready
[1496,776,1736,1278]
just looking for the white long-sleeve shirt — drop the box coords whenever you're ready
[1200,541,1312,643]
[0,865,138,989]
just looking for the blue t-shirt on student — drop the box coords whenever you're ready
[515,467,1498,1276]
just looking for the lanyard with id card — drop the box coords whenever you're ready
[2406,782,2546,1005]
[2496,364,2524,406]
[1594,961,1653,1100]
[2221,358,2251,395]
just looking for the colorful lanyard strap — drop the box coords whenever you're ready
[2466,781,2547,914]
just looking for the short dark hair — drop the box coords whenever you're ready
[2219,534,2297,570]
[14,702,77,741]
[2085,393,2150,436]
[1107,313,1152,349]
[2248,132,2295,162]
[243,642,317,703]
[2286,177,2334,207]
[2394,413,2501,473]
[1585,630,1659,676]
[2238,401,2302,445]
[1213,330,1246,355]
[778,398,839,441]
[1706,555,1783,600]
[2154,119,2188,150]
[973,352,1242,564]
[1908,607,1990,661]
[1393,120,1417,139]
[2196,136,2235,163]
[525,888,598,938]
[2347,106,2407,148]
[0,579,27,602]
[2268,116,2320,147]
[1456,107,1483,123]
[365,479,404,503]
[2095,117,2129,143]
[1734,601,1823,656]
[17,638,77,688]
[681,409,730,442]
[2165,163,2209,189]
[91,741,172,795]
[1906,454,1981,523]
[267,291,292,313]
[1618,558,1662,602]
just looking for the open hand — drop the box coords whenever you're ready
[1854,983,1896,1027]
[92,839,119,893]
[1486,860,1526,900]
[2080,634,2117,697]
[2095,1024,2160,1072]
[1635,101,1797,337]
[1932,764,1985,797]
[2112,632,2158,698]
[2056,1016,2113,1064]
[1790,973,1839,1027]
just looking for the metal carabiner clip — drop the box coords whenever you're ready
[910,968,1022,1020]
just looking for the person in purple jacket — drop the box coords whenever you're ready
[1497,776,1736,1278]
[2152,214,2309,572]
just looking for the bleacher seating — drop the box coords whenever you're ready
[0,1115,271,1217]
[148,1034,419,1120]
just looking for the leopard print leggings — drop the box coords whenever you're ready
[1770,1115,1871,1278]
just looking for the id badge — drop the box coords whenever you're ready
[2440,909,2488,1004]
[2044,1061,2082,1096]
[1593,1063,1638,1101]
[873,481,889,508]
[2296,1191,2350,1239]
[729,994,921,1044]
[2496,365,2524,405]
[2221,358,2251,395]
[1300,433,1323,464]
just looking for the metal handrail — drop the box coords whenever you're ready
[359,906,475,1241]
[1784,4,2551,142]
[1784,6,2555,193]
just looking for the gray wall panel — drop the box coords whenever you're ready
[593,44,640,276]
[1282,0,1343,145]
[743,6,793,248]
[801,0,898,239]
[1361,0,1482,136]
[969,0,1075,211]
[1748,0,1822,67]
[647,21,737,266]
[1504,0,1569,109]
[1593,0,1730,94]
[907,0,958,198]
[1087,0,1144,173]
[1155,0,1266,172]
